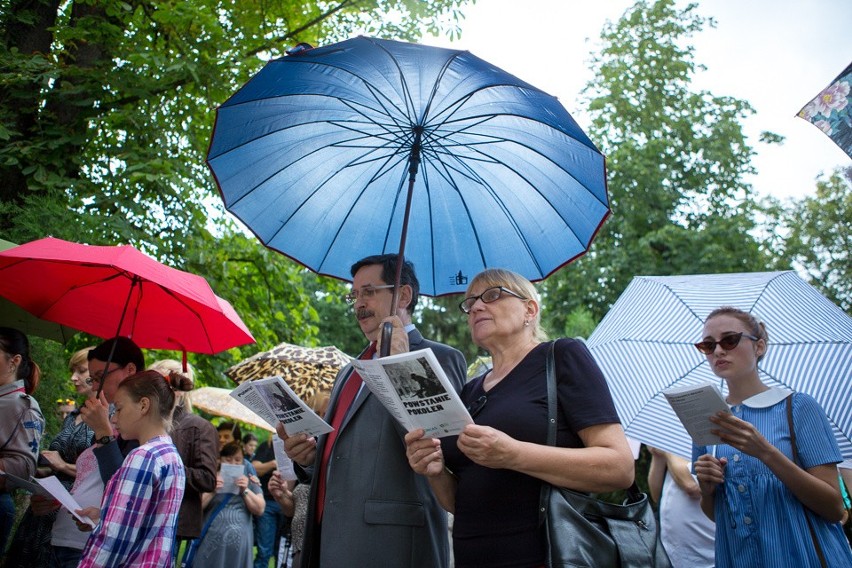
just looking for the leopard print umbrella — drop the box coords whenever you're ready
[226,342,352,402]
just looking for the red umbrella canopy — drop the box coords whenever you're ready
[0,237,255,354]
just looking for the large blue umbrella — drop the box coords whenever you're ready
[586,271,852,460]
[207,36,608,299]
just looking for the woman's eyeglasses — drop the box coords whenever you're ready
[345,284,394,304]
[459,286,527,314]
[467,395,487,418]
[694,332,759,355]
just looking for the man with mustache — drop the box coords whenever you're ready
[281,254,466,568]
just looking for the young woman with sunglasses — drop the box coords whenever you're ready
[693,307,851,567]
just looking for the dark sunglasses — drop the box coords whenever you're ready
[694,332,759,355]
[466,395,487,418]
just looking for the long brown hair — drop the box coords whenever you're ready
[706,306,769,362]
[117,370,193,431]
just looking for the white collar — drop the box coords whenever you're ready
[740,387,792,408]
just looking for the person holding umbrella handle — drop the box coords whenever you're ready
[281,254,466,568]
[693,307,852,567]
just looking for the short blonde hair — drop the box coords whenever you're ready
[466,268,548,342]
[69,347,94,371]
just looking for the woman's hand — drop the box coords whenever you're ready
[457,424,518,469]
[694,453,727,496]
[710,412,774,461]
[268,471,289,500]
[215,474,224,491]
[40,450,67,472]
[74,506,100,531]
[405,429,445,477]
[234,475,249,491]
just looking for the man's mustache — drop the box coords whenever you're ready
[356,308,374,319]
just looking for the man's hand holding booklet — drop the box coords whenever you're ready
[349,347,472,437]
[663,382,731,446]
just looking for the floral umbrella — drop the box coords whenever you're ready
[798,60,852,158]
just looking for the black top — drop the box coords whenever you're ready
[254,439,276,499]
[442,338,621,568]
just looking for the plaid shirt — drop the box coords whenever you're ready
[79,435,186,568]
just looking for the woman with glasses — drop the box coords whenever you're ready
[404,269,634,568]
[693,307,851,567]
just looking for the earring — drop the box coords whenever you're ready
[523,320,530,327]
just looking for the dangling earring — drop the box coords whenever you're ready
[523,320,530,327]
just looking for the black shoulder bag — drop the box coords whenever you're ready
[539,342,671,568]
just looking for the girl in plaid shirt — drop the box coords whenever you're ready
[77,370,192,568]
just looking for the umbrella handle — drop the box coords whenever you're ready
[380,322,393,358]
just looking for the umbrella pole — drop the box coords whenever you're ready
[381,128,422,357]
[94,276,140,398]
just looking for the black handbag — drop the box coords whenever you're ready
[540,342,671,568]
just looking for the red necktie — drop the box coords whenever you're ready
[316,342,376,521]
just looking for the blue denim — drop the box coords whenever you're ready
[51,545,83,568]
[254,498,282,568]
[0,493,14,554]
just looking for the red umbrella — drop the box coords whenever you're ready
[0,237,255,354]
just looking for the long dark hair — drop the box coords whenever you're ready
[0,327,40,394]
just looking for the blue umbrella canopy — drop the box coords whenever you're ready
[208,36,608,297]
[586,271,852,460]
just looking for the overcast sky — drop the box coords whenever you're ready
[425,0,852,201]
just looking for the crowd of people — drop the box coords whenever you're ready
[0,254,850,567]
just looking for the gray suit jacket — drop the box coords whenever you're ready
[299,329,466,568]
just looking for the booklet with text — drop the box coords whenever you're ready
[230,375,333,437]
[350,348,473,438]
[663,382,730,446]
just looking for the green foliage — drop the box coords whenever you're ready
[0,0,469,434]
[780,167,852,313]
[540,0,774,335]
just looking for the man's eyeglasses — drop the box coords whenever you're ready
[89,366,120,384]
[459,286,527,314]
[345,284,394,305]
[694,332,759,355]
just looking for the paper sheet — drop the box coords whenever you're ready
[34,476,96,527]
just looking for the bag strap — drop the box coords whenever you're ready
[181,493,234,568]
[785,394,827,568]
[538,341,641,526]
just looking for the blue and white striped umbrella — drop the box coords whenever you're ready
[586,271,852,460]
